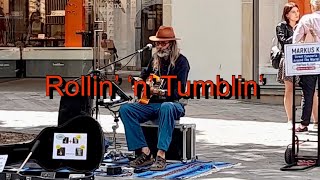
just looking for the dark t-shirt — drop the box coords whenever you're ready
[139,54,190,103]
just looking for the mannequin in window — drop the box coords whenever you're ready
[26,12,45,47]
[0,7,5,45]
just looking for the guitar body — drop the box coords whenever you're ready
[0,115,104,173]
[138,74,162,105]
[138,98,150,104]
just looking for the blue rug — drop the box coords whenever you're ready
[14,154,239,179]
[94,160,239,179]
[134,161,237,179]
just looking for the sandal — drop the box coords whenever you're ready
[129,153,154,168]
[295,126,308,132]
[150,156,167,171]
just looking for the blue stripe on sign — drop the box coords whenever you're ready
[292,53,320,63]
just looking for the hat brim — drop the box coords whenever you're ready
[149,36,181,41]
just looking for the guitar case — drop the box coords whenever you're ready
[0,171,95,180]
[0,115,105,176]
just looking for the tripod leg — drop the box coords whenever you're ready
[17,140,40,174]
[112,122,119,151]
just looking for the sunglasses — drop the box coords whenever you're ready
[154,41,170,46]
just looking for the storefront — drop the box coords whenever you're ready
[0,0,163,78]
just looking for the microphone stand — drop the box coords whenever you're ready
[57,47,146,123]
[91,49,144,161]
[74,50,139,82]
[92,50,141,120]
[97,51,140,74]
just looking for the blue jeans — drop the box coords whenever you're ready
[119,102,185,152]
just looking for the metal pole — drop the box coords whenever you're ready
[93,0,105,71]
[318,75,320,165]
[292,75,296,163]
[253,0,259,82]
[93,0,97,70]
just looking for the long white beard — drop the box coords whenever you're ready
[157,49,171,58]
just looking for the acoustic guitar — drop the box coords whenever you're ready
[130,74,164,104]
[0,115,105,173]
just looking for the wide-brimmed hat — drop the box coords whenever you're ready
[149,26,181,41]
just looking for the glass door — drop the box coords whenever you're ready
[91,0,163,71]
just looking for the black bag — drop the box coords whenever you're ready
[270,37,282,69]
[58,95,93,126]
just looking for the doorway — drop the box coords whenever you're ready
[140,3,162,67]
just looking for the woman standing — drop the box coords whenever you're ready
[276,2,318,130]
[276,2,301,129]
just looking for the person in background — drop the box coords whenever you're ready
[276,2,318,130]
[100,33,117,73]
[292,0,320,132]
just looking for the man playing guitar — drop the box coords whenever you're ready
[119,26,190,171]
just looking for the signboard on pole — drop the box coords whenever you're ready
[285,43,320,76]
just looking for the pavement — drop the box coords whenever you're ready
[0,78,320,179]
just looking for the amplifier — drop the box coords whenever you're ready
[140,123,196,163]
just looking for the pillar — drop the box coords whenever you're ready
[163,0,171,26]
[242,0,253,80]
[65,0,85,47]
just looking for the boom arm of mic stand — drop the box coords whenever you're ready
[98,51,139,72]
[73,50,139,82]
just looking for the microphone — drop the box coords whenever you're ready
[137,44,153,53]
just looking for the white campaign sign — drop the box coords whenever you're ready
[52,133,87,160]
[285,43,320,76]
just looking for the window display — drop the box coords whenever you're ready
[0,0,163,71]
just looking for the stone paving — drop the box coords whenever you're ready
[0,78,320,179]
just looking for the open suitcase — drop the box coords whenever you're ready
[0,171,94,180]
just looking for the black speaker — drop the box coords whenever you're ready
[57,95,93,126]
